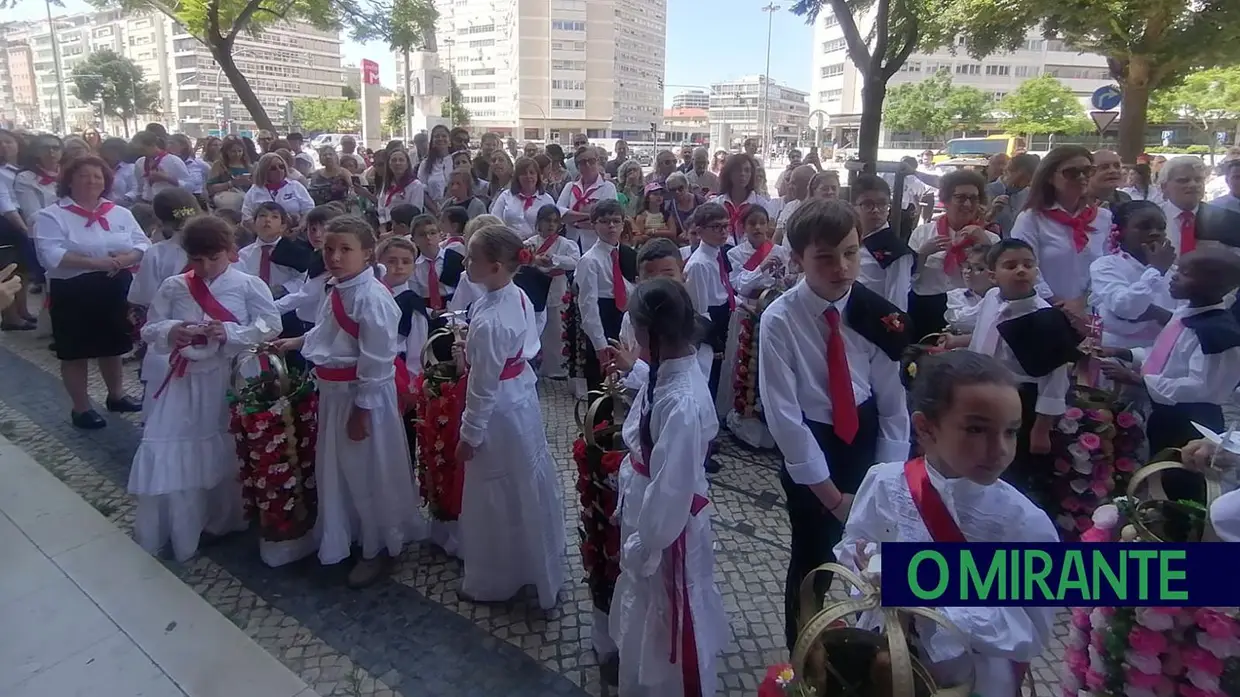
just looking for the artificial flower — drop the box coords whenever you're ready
[1064,406,1084,420]
[1129,625,1170,655]
[1078,432,1102,451]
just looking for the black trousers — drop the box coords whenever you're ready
[781,399,879,650]
[705,304,732,401]
[1007,383,1053,511]
[279,312,309,373]
[907,291,948,340]
[1148,401,1223,502]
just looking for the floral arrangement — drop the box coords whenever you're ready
[1050,396,1145,539]
[733,306,762,419]
[561,289,585,380]
[411,365,466,521]
[229,361,319,542]
[757,664,817,697]
[573,419,624,613]
[1063,502,1240,697]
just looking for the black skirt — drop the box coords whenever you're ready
[49,271,134,361]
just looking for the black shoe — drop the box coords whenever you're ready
[71,409,106,429]
[705,456,723,474]
[105,395,142,413]
[1,321,35,331]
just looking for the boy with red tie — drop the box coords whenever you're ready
[573,199,636,393]
[757,198,912,650]
[684,202,738,405]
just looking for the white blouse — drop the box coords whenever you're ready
[275,271,328,324]
[132,153,192,202]
[1010,205,1111,302]
[526,233,580,310]
[128,237,189,306]
[1088,252,1175,349]
[727,239,790,298]
[556,177,618,250]
[13,169,60,224]
[32,199,150,280]
[967,288,1070,415]
[944,288,984,333]
[301,270,402,409]
[417,156,453,203]
[0,163,20,215]
[376,177,429,224]
[141,267,281,364]
[240,179,314,222]
[491,189,556,239]
[459,281,539,448]
[708,191,780,245]
[907,220,999,296]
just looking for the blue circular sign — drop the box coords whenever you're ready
[1092,85,1122,111]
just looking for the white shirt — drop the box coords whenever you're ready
[385,280,429,376]
[13,169,60,224]
[409,245,481,312]
[967,288,1070,415]
[1122,186,1164,205]
[417,156,453,203]
[1212,486,1240,542]
[128,237,188,306]
[301,270,402,409]
[684,241,733,315]
[0,163,20,215]
[376,176,429,224]
[241,180,314,222]
[775,197,805,247]
[857,226,914,312]
[141,267,281,363]
[908,220,1000,296]
[275,271,329,324]
[618,312,713,390]
[132,152,191,202]
[109,162,135,203]
[838,460,1058,697]
[32,198,150,280]
[1089,252,1175,349]
[944,288,985,333]
[881,171,932,210]
[1010,205,1110,302]
[459,281,540,448]
[181,157,211,195]
[234,238,305,296]
[526,232,580,309]
[491,189,556,239]
[708,191,781,245]
[1130,302,1240,407]
[556,176,618,250]
[757,281,910,484]
[574,239,634,351]
[679,245,692,261]
[727,239,789,298]
[1159,200,1197,256]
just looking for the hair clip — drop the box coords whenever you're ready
[174,207,197,220]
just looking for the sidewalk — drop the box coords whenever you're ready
[0,435,318,697]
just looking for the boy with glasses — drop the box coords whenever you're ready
[573,200,636,394]
[853,175,914,311]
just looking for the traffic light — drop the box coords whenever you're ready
[656,77,664,88]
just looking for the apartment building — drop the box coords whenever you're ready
[810,8,1113,145]
[671,90,710,110]
[422,0,666,143]
[708,76,810,150]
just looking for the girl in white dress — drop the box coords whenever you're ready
[837,350,1059,697]
[455,224,566,609]
[128,215,281,562]
[274,215,427,588]
[611,277,728,697]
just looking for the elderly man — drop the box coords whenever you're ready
[1211,158,1240,214]
[1089,150,1131,208]
[339,135,364,172]
[986,153,1009,183]
[1159,155,1240,255]
[605,139,629,178]
[685,147,718,194]
[984,153,1039,236]
[256,129,275,153]
[774,149,804,198]
[774,165,817,245]
[564,133,590,180]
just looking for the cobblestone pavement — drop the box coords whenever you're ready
[0,325,1066,696]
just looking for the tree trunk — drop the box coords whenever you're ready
[856,76,887,172]
[212,46,274,134]
[1116,57,1153,163]
[403,50,412,143]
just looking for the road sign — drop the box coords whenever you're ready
[1090,110,1118,134]
[1091,85,1122,111]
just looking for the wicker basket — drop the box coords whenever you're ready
[1122,449,1223,542]
[410,326,468,522]
[573,379,631,613]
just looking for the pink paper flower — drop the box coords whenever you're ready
[1074,514,1093,531]
[1181,645,1224,676]
[1130,625,1170,655]
[1063,495,1083,512]
[1126,666,1164,690]
[1117,411,1137,428]
[1084,668,1107,690]
[1079,432,1102,451]
[1090,480,1110,498]
[1065,407,1084,420]
[1072,607,1093,629]
[1195,609,1239,639]
[1066,646,1089,673]
[1081,526,1111,543]
[1116,457,1137,472]
[1085,408,1103,421]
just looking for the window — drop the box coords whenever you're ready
[1045,65,1110,80]
[820,62,844,78]
[551,98,585,109]
[954,64,980,75]
[1022,39,1044,51]
[1014,65,1036,78]
[818,88,842,102]
[551,59,586,71]
[822,14,838,28]
[899,61,922,73]
[461,23,494,34]
[551,20,586,31]
[821,37,845,53]
[984,64,1009,76]
[524,128,541,140]
[467,39,494,48]
[551,79,585,90]
[990,91,1007,101]
[468,82,496,90]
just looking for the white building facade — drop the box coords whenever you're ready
[421,0,666,143]
[708,76,810,150]
[671,89,709,110]
[809,8,1113,146]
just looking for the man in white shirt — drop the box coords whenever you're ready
[1158,155,1240,257]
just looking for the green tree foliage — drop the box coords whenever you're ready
[997,74,1091,138]
[341,84,358,101]
[70,49,160,136]
[790,0,1031,170]
[882,70,991,142]
[384,99,405,137]
[291,97,359,132]
[1148,66,1240,143]
[441,79,469,126]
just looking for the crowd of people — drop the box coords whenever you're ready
[3,120,1240,697]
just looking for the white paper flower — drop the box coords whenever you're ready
[1197,632,1240,658]
[1124,650,1161,675]
[1069,478,1090,494]
[1187,669,1220,692]
[1092,504,1119,530]
[1072,457,1094,475]
[1058,419,1080,435]
[1135,607,1175,632]
[1067,442,1090,463]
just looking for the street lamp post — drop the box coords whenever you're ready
[760,3,780,156]
[518,100,547,142]
[45,0,68,132]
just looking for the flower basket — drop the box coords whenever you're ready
[900,333,949,392]
[562,287,585,380]
[733,289,781,420]
[785,562,975,697]
[573,379,630,614]
[1062,455,1238,697]
[411,326,467,522]
[228,347,319,543]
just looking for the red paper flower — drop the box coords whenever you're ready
[881,313,905,333]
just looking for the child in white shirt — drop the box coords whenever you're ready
[943,244,993,334]
[853,175,914,312]
[1089,200,1177,350]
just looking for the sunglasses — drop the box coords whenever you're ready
[1059,165,1096,180]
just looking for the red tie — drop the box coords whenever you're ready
[520,193,537,210]
[824,307,858,444]
[718,249,736,310]
[426,258,443,310]
[611,248,627,311]
[1179,210,1197,254]
[259,245,272,284]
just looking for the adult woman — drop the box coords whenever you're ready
[206,136,252,206]
[615,160,645,218]
[240,152,314,224]
[541,144,567,197]
[14,134,63,227]
[490,156,554,238]
[663,171,702,242]
[809,170,840,200]
[709,153,777,245]
[62,136,91,163]
[485,151,514,203]
[308,146,352,205]
[377,147,429,228]
[81,129,102,153]
[417,124,453,204]
[907,168,1000,336]
[0,129,33,330]
[33,156,147,429]
[710,150,728,176]
[198,136,222,165]
[1121,162,1162,204]
[275,149,307,184]
[444,168,489,219]
[1012,145,1110,313]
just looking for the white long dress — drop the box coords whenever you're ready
[458,281,566,609]
[300,270,428,565]
[611,355,729,697]
[836,460,1060,697]
[128,267,281,562]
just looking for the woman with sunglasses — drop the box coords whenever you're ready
[1011,145,1110,316]
[240,152,314,225]
[663,171,702,243]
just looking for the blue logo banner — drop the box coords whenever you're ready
[879,543,1240,607]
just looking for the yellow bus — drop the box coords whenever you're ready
[933,135,1025,163]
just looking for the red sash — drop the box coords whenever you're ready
[903,457,1029,695]
[152,271,239,400]
[570,182,599,211]
[742,241,774,272]
[463,293,529,383]
[536,234,559,255]
[318,286,416,410]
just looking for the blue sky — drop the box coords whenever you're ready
[12,0,814,102]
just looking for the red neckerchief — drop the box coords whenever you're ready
[265,179,287,199]
[723,198,750,242]
[143,151,167,179]
[385,173,414,206]
[34,167,57,186]
[742,240,774,271]
[61,201,115,231]
[570,180,600,211]
[1040,205,1099,253]
[936,215,986,275]
[518,191,539,210]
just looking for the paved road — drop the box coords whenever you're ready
[0,323,1066,696]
